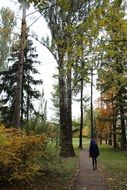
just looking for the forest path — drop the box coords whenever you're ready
[75,149,109,190]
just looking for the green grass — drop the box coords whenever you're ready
[99,144,127,190]
[38,142,79,190]
[73,137,90,149]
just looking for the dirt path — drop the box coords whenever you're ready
[75,149,109,190]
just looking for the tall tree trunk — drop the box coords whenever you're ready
[26,90,30,134]
[79,78,83,149]
[26,77,30,123]
[59,57,75,157]
[66,66,75,155]
[90,64,94,139]
[13,5,26,127]
[59,61,68,157]
[21,67,25,125]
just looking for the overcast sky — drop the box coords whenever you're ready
[0,0,100,120]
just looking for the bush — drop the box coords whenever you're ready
[0,124,47,184]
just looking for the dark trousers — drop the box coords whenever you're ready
[92,156,97,169]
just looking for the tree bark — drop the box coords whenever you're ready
[21,85,24,125]
[120,108,126,150]
[90,64,94,139]
[66,66,75,156]
[59,55,75,157]
[113,120,117,148]
[79,78,83,149]
[13,5,26,127]
[108,132,112,146]
[99,133,102,144]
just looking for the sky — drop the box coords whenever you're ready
[0,0,100,120]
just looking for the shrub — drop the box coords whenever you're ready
[0,124,47,184]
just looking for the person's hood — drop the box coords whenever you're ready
[90,140,96,144]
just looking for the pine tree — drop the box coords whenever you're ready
[0,38,42,126]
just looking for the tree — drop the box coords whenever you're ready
[23,0,112,156]
[0,7,15,70]
[96,94,116,146]
[13,1,27,127]
[40,0,96,157]
[97,0,127,150]
[73,56,89,148]
[0,38,42,126]
[35,0,93,157]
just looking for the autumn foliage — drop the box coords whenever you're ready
[0,124,47,183]
[96,107,112,139]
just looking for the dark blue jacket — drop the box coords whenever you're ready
[89,140,99,158]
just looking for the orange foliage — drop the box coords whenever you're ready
[96,106,113,138]
[95,88,118,138]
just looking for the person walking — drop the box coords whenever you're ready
[89,138,100,170]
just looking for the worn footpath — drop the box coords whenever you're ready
[75,149,109,190]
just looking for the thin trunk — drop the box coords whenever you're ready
[26,89,30,134]
[99,133,102,144]
[112,100,116,148]
[26,94,30,122]
[90,64,94,139]
[108,132,112,146]
[66,67,75,156]
[79,78,83,149]
[21,87,24,125]
[120,109,126,150]
[105,134,108,144]
[21,67,25,125]
[26,78,30,122]
[13,5,26,127]
[113,120,117,148]
[100,89,103,145]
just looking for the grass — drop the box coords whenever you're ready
[73,137,90,149]
[29,156,79,190]
[99,144,127,190]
